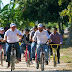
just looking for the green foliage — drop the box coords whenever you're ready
[59,0,72,24]
[0,0,71,30]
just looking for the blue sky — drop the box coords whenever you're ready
[1,0,10,8]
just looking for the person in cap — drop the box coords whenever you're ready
[3,23,22,67]
[0,27,6,59]
[33,23,50,68]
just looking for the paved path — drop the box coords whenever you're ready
[0,56,71,71]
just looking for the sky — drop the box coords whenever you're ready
[1,0,10,8]
[1,0,19,9]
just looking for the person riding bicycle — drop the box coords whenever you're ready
[50,27,63,64]
[33,23,50,66]
[47,27,51,35]
[20,29,32,62]
[0,27,6,59]
[30,26,38,60]
[3,23,22,67]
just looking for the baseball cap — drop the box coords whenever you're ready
[0,27,4,31]
[10,23,16,27]
[38,23,43,28]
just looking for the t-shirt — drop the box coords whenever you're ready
[4,28,22,43]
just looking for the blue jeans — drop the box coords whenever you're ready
[6,42,21,62]
[20,43,31,60]
[31,42,37,58]
[37,44,49,61]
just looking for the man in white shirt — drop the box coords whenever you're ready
[4,23,22,67]
[33,23,50,67]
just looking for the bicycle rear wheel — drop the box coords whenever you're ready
[54,54,56,67]
[27,51,30,67]
[40,52,44,71]
[11,55,15,71]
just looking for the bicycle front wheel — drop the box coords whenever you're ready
[11,55,15,71]
[54,54,56,67]
[40,52,44,71]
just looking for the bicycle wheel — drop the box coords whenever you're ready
[27,51,30,67]
[40,52,44,71]
[54,54,56,67]
[11,55,15,71]
[1,51,3,66]
[11,50,15,71]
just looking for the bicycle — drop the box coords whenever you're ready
[0,45,4,66]
[36,44,45,71]
[25,45,30,67]
[50,44,60,67]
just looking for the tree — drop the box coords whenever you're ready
[59,0,72,45]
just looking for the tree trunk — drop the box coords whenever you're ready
[58,18,61,33]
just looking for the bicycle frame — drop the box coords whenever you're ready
[25,45,30,67]
[50,44,59,55]
[50,44,60,67]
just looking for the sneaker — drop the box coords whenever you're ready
[45,61,48,65]
[36,61,39,69]
[30,61,33,65]
[6,59,8,62]
[57,61,60,64]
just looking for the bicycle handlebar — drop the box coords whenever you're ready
[50,44,60,49]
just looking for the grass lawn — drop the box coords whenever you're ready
[60,35,72,69]
[60,47,72,63]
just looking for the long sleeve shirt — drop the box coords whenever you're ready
[33,30,50,44]
[50,32,63,44]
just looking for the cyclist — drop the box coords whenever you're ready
[50,27,63,64]
[30,26,38,60]
[0,27,6,59]
[47,27,51,35]
[43,26,46,30]
[21,30,24,36]
[20,29,32,62]
[3,23,22,67]
[33,23,50,66]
